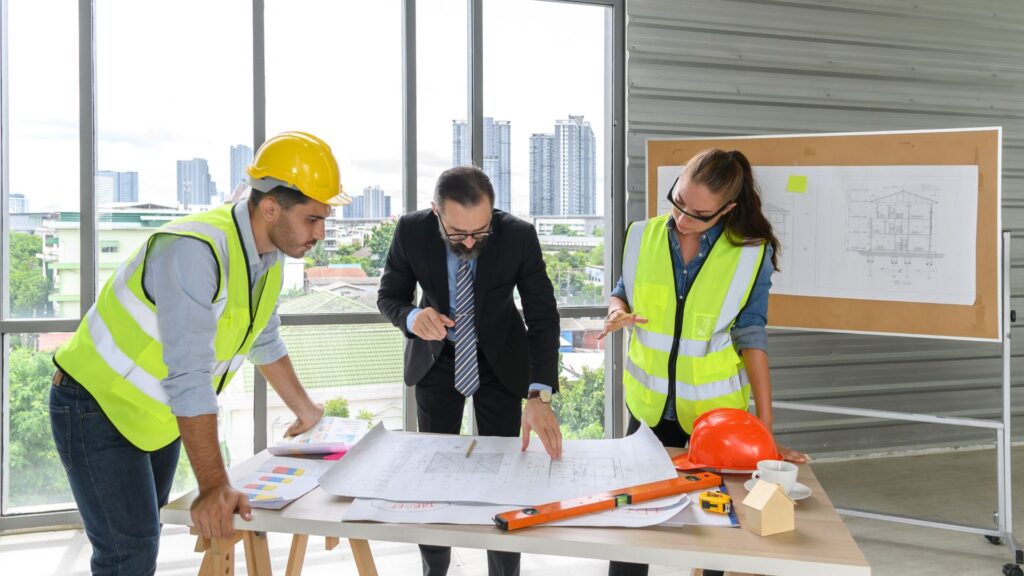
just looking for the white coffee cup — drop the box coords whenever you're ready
[751,460,798,495]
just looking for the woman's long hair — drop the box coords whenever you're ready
[683,149,780,270]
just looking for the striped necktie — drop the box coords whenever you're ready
[453,259,480,397]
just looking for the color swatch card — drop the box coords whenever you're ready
[268,417,371,456]
[232,456,334,510]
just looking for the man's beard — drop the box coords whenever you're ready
[444,233,488,261]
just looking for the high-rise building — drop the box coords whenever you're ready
[363,185,387,219]
[343,195,365,219]
[176,158,217,207]
[529,116,596,217]
[9,193,28,214]
[529,134,557,216]
[452,118,511,212]
[97,170,139,204]
[556,116,596,216]
[230,144,253,194]
[341,186,391,220]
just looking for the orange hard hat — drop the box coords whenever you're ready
[672,408,780,473]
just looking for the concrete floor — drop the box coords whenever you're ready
[1,446,1021,576]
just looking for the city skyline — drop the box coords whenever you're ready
[530,115,597,217]
[7,2,606,218]
[452,118,511,212]
[96,170,139,204]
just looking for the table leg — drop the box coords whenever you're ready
[348,539,378,576]
[242,530,274,576]
[202,535,241,576]
[285,533,310,576]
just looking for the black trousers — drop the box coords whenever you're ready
[415,340,522,576]
[608,414,722,576]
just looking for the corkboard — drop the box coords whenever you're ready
[645,128,1001,341]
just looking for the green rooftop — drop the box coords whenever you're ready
[239,322,404,391]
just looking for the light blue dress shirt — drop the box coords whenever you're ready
[406,243,552,395]
[142,201,288,417]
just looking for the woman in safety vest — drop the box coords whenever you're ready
[600,149,808,576]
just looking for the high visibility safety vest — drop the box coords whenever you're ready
[622,214,765,433]
[54,204,283,451]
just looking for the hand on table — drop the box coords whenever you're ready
[521,399,563,459]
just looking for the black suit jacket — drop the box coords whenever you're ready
[377,208,560,397]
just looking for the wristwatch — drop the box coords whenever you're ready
[527,389,553,403]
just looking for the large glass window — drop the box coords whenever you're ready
[0,0,620,526]
[4,334,74,513]
[263,1,405,435]
[417,0,468,210]
[266,0,402,309]
[483,0,609,308]
[4,0,79,320]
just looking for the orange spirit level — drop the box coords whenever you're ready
[493,472,722,531]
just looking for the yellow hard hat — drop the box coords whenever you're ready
[247,131,351,205]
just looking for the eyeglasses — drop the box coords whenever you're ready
[665,176,732,223]
[437,213,492,242]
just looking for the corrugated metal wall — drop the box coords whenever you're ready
[625,0,1024,456]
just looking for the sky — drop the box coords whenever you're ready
[5,0,608,218]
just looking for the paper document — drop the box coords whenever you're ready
[320,423,677,505]
[231,456,335,510]
[268,417,370,456]
[343,494,690,528]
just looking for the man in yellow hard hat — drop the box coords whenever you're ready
[49,131,349,575]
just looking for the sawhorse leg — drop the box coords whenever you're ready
[286,534,378,576]
[193,529,271,576]
[193,531,242,576]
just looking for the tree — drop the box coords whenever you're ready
[362,220,397,277]
[543,249,603,306]
[550,224,580,236]
[9,232,50,316]
[586,242,605,267]
[553,365,605,439]
[324,397,351,418]
[307,241,330,267]
[8,346,70,506]
[356,409,375,428]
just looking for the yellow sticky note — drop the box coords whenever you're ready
[786,175,808,193]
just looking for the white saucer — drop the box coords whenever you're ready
[743,479,812,501]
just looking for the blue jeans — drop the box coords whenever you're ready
[49,370,181,576]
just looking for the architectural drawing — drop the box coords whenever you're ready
[321,423,677,506]
[425,452,504,475]
[846,187,942,287]
[744,165,977,306]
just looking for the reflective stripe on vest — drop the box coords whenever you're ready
[621,214,764,433]
[54,204,283,451]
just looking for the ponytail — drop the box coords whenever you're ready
[684,149,780,270]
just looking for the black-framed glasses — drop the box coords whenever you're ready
[665,176,732,223]
[437,213,492,242]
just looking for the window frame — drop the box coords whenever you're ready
[0,0,625,529]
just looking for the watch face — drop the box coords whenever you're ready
[540,390,552,403]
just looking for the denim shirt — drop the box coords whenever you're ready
[611,219,774,420]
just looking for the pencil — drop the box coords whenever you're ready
[465,439,477,458]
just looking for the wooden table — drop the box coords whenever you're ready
[161,450,870,575]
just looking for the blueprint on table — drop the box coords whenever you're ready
[320,422,676,505]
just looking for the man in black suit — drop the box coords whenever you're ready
[378,166,563,576]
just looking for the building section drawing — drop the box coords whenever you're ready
[846,187,942,287]
[751,165,978,305]
[320,423,677,506]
